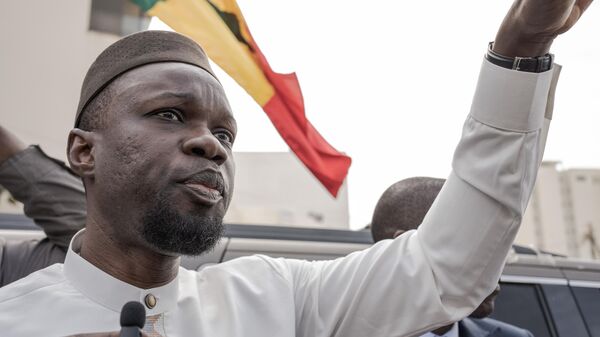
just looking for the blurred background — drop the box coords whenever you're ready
[0,0,598,259]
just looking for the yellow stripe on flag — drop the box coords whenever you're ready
[149,0,275,106]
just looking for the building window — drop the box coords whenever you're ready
[89,0,150,36]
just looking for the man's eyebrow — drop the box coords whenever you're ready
[125,90,200,110]
[219,115,238,133]
[147,91,196,101]
[228,118,238,132]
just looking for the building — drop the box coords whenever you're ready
[517,162,600,260]
[1,0,147,161]
[225,152,349,228]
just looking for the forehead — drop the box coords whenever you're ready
[111,62,234,119]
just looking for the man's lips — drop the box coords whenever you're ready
[184,183,221,198]
[179,170,225,204]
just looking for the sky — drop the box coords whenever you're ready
[151,0,600,229]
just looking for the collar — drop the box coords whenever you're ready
[64,229,179,315]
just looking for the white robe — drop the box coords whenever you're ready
[0,59,561,337]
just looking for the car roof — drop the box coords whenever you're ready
[2,213,599,285]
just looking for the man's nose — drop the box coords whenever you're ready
[181,132,228,165]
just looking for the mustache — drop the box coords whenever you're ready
[180,170,226,195]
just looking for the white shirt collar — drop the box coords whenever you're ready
[420,322,459,337]
[63,229,179,315]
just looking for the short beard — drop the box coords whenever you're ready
[140,192,224,256]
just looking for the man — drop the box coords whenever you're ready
[0,0,592,336]
[0,125,85,286]
[371,177,533,337]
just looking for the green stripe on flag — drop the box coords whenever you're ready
[131,0,160,12]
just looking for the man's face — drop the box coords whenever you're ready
[469,284,501,319]
[90,62,236,256]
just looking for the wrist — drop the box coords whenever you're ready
[492,40,553,58]
[493,28,555,57]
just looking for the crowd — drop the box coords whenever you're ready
[0,0,593,335]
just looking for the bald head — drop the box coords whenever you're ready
[371,177,445,242]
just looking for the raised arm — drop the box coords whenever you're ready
[493,0,593,57]
[0,125,86,249]
[271,1,593,336]
[0,125,26,164]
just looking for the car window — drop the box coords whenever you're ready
[490,282,554,337]
[541,284,589,337]
[571,286,600,337]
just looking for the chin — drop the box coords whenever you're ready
[140,191,225,256]
[142,214,224,256]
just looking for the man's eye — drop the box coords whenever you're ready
[214,130,234,145]
[155,110,183,122]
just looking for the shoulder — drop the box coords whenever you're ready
[462,317,533,337]
[187,254,295,285]
[200,254,288,276]
[179,255,296,304]
[0,264,67,305]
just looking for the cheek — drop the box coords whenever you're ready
[114,135,145,168]
[96,134,163,193]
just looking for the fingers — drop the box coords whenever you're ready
[578,0,594,14]
[558,0,594,35]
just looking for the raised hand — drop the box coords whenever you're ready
[493,0,594,57]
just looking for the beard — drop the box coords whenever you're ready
[140,190,225,256]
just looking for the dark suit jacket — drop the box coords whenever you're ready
[459,318,534,337]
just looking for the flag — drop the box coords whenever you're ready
[132,0,351,197]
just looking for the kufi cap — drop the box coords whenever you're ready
[75,30,217,127]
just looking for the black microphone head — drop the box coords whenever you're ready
[120,301,146,328]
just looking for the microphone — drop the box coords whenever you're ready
[119,301,146,337]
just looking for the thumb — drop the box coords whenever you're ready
[558,0,594,35]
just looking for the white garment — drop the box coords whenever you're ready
[0,59,560,337]
[420,323,459,337]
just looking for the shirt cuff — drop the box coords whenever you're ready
[469,58,558,132]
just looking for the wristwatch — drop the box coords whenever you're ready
[485,42,553,73]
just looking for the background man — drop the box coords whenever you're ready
[0,125,85,286]
[0,0,593,335]
[371,177,533,337]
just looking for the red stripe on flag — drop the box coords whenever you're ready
[247,38,351,197]
[263,93,351,197]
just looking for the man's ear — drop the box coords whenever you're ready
[392,229,406,239]
[67,128,96,179]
